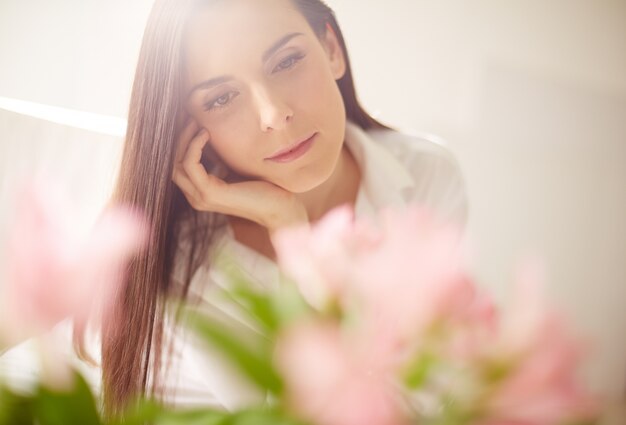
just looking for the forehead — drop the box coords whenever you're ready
[183,0,315,80]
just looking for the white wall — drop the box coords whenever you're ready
[1,0,624,421]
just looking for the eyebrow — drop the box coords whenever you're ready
[187,32,304,99]
[262,32,303,62]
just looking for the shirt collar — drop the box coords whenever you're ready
[344,120,415,208]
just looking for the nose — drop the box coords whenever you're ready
[251,84,293,132]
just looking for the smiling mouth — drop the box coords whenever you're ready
[265,133,317,159]
[265,132,317,163]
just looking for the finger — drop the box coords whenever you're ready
[172,166,202,205]
[179,161,232,213]
[183,128,210,166]
[184,155,226,199]
[181,130,228,199]
[174,119,200,165]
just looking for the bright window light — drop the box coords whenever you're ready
[0,96,127,137]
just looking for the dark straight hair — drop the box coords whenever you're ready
[80,0,391,416]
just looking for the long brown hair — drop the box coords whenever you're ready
[91,0,390,415]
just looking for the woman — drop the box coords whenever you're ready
[90,0,469,416]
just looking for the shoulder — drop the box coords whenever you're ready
[367,127,460,176]
[366,127,470,229]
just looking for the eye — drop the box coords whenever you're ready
[272,53,305,73]
[203,91,239,112]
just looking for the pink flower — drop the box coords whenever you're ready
[351,206,474,363]
[477,259,600,424]
[270,205,357,311]
[275,319,409,425]
[0,180,147,348]
[439,280,500,364]
[273,203,473,361]
[272,204,599,424]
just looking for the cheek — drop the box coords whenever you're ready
[291,58,346,147]
[290,61,339,115]
[203,122,258,174]
[197,98,259,158]
[213,143,251,173]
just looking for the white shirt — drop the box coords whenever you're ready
[0,120,469,412]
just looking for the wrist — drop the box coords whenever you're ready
[266,204,309,235]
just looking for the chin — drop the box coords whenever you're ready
[276,161,336,193]
[277,176,325,194]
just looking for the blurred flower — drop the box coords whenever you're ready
[0,180,147,348]
[273,204,473,362]
[275,319,408,425]
[272,204,473,423]
[272,204,599,425]
[349,206,473,360]
[475,260,600,424]
[449,282,499,362]
[270,204,356,311]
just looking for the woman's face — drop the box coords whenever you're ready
[183,0,347,193]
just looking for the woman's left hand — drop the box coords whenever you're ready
[171,119,309,234]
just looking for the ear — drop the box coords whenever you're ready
[320,22,346,80]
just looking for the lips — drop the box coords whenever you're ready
[265,132,317,160]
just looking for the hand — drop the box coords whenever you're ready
[171,119,309,234]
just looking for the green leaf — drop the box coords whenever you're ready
[0,384,34,425]
[402,352,436,389]
[154,408,230,425]
[216,260,279,332]
[225,279,314,336]
[269,283,312,325]
[224,406,309,425]
[226,282,281,335]
[110,398,163,425]
[117,399,309,425]
[185,308,284,395]
[213,251,312,332]
[34,371,101,425]
[480,358,513,384]
[435,394,475,425]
